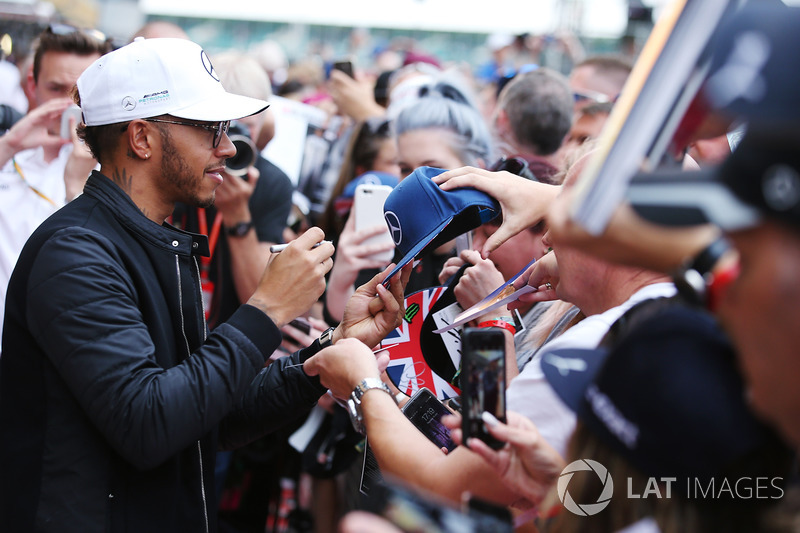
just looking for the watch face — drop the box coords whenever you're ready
[228,221,253,237]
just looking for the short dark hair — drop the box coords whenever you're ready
[71,86,123,164]
[498,68,573,156]
[33,25,114,82]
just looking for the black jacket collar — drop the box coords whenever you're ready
[83,170,210,257]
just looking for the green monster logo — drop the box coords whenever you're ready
[403,303,420,324]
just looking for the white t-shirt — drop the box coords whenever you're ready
[0,60,28,114]
[506,282,677,456]
[0,144,73,353]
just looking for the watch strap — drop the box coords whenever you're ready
[225,220,254,237]
[347,378,397,434]
[352,377,392,400]
[317,326,336,349]
[688,236,731,275]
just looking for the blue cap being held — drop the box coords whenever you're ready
[381,166,499,285]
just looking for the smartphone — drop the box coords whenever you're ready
[460,328,506,450]
[465,495,513,532]
[332,59,354,78]
[281,317,313,346]
[354,183,395,263]
[367,477,512,533]
[401,387,457,452]
[60,105,83,139]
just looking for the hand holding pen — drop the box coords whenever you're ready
[270,240,333,253]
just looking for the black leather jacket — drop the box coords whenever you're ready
[0,171,327,532]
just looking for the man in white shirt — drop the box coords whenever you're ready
[0,25,113,352]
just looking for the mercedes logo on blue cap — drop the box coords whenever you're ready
[200,50,220,82]
[361,173,381,185]
[385,211,402,245]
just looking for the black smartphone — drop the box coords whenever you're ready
[281,317,312,346]
[366,477,513,533]
[332,59,354,78]
[288,317,312,335]
[465,495,513,532]
[401,387,457,452]
[460,328,506,450]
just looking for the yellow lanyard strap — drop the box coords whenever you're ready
[12,157,57,207]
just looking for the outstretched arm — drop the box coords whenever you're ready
[305,338,524,506]
[433,167,560,259]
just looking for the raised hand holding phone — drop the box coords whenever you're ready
[354,183,395,263]
[332,59,355,79]
[460,327,507,450]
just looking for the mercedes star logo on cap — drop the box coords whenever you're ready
[121,96,136,111]
[384,211,402,245]
[200,50,219,82]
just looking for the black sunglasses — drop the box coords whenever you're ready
[361,117,392,137]
[573,89,614,105]
[489,156,537,182]
[143,118,231,148]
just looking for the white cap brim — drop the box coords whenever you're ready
[169,92,269,122]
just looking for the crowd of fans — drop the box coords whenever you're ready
[1,4,799,532]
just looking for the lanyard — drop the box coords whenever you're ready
[197,207,223,269]
[12,157,57,207]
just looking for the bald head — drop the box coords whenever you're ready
[130,21,189,42]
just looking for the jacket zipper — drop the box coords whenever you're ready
[197,441,209,533]
[175,254,210,533]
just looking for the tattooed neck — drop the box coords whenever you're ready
[111,168,133,195]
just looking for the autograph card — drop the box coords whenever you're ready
[433,257,537,334]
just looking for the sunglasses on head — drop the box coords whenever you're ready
[495,63,539,97]
[573,89,613,105]
[489,156,538,182]
[47,23,109,44]
[363,117,392,136]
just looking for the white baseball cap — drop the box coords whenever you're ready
[77,37,269,126]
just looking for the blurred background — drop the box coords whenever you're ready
[0,0,668,79]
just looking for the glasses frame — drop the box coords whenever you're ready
[573,89,613,105]
[47,23,109,44]
[144,118,231,148]
[489,156,537,182]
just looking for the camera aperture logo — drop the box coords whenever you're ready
[558,459,614,516]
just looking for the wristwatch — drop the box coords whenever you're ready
[225,220,254,237]
[346,377,397,434]
[317,326,336,350]
[672,236,732,307]
[297,326,337,365]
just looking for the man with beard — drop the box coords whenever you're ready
[0,37,408,532]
